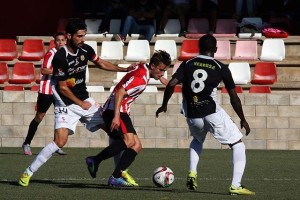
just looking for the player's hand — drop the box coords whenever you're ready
[240,120,250,136]
[156,106,167,118]
[80,101,92,110]
[110,117,120,132]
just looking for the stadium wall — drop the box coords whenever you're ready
[0,91,299,150]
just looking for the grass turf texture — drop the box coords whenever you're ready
[0,148,299,200]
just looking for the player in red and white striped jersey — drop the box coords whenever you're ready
[22,32,67,156]
[86,50,172,187]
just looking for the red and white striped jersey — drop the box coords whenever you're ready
[104,63,150,114]
[39,47,57,95]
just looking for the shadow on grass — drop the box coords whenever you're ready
[0,180,228,196]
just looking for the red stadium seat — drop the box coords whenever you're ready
[178,40,199,61]
[174,85,182,93]
[19,39,45,61]
[221,86,244,93]
[31,85,39,91]
[249,86,271,93]
[0,39,18,61]
[9,62,36,84]
[251,62,277,85]
[232,40,257,60]
[4,85,25,91]
[0,62,9,84]
[214,40,231,60]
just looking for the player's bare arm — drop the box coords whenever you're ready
[227,88,251,135]
[156,77,179,117]
[95,58,132,72]
[41,68,53,75]
[58,80,91,110]
[111,86,128,132]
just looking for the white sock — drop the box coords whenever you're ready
[231,142,246,188]
[27,141,60,175]
[189,138,203,173]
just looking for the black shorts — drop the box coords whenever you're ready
[103,109,136,140]
[36,93,53,113]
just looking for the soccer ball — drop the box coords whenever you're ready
[152,166,175,188]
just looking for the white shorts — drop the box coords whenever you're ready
[187,108,243,145]
[54,97,105,135]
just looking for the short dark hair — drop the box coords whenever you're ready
[53,32,65,39]
[65,19,87,35]
[199,34,217,53]
[149,50,172,67]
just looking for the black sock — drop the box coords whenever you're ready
[112,148,137,178]
[93,139,127,163]
[24,120,40,145]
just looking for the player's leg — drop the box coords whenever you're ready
[186,118,207,190]
[206,108,255,195]
[22,94,52,155]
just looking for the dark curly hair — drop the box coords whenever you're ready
[149,50,172,67]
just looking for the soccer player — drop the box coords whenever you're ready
[18,19,132,187]
[85,50,172,187]
[156,34,255,195]
[22,32,67,156]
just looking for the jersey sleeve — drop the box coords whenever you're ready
[52,49,68,81]
[83,43,98,62]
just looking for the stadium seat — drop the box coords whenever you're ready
[221,86,243,93]
[178,39,199,61]
[9,62,36,84]
[86,85,105,92]
[84,41,98,56]
[113,72,127,83]
[100,41,123,60]
[85,19,102,34]
[238,17,263,39]
[232,40,257,60]
[214,40,231,60]
[260,39,285,61]
[0,39,18,61]
[172,61,182,75]
[251,62,277,84]
[174,85,182,93]
[0,62,9,84]
[156,19,181,37]
[214,19,237,37]
[249,85,271,93]
[35,70,42,84]
[124,40,150,61]
[187,18,209,34]
[19,39,45,61]
[154,40,177,61]
[228,62,251,84]
[4,85,25,91]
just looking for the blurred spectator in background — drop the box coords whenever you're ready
[97,0,130,34]
[233,0,255,21]
[113,0,156,42]
[195,0,219,34]
[157,0,190,37]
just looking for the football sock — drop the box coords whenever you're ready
[189,138,203,173]
[24,119,40,145]
[29,141,59,173]
[109,137,123,168]
[93,139,127,163]
[231,142,246,188]
[112,148,137,178]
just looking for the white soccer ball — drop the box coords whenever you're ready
[152,166,175,188]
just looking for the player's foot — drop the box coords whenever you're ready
[22,144,32,155]
[18,172,31,187]
[121,169,138,186]
[108,176,133,187]
[229,185,255,195]
[186,170,198,191]
[85,156,99,178]
[56,149,67,155]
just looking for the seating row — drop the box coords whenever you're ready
[173,61,278,86]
